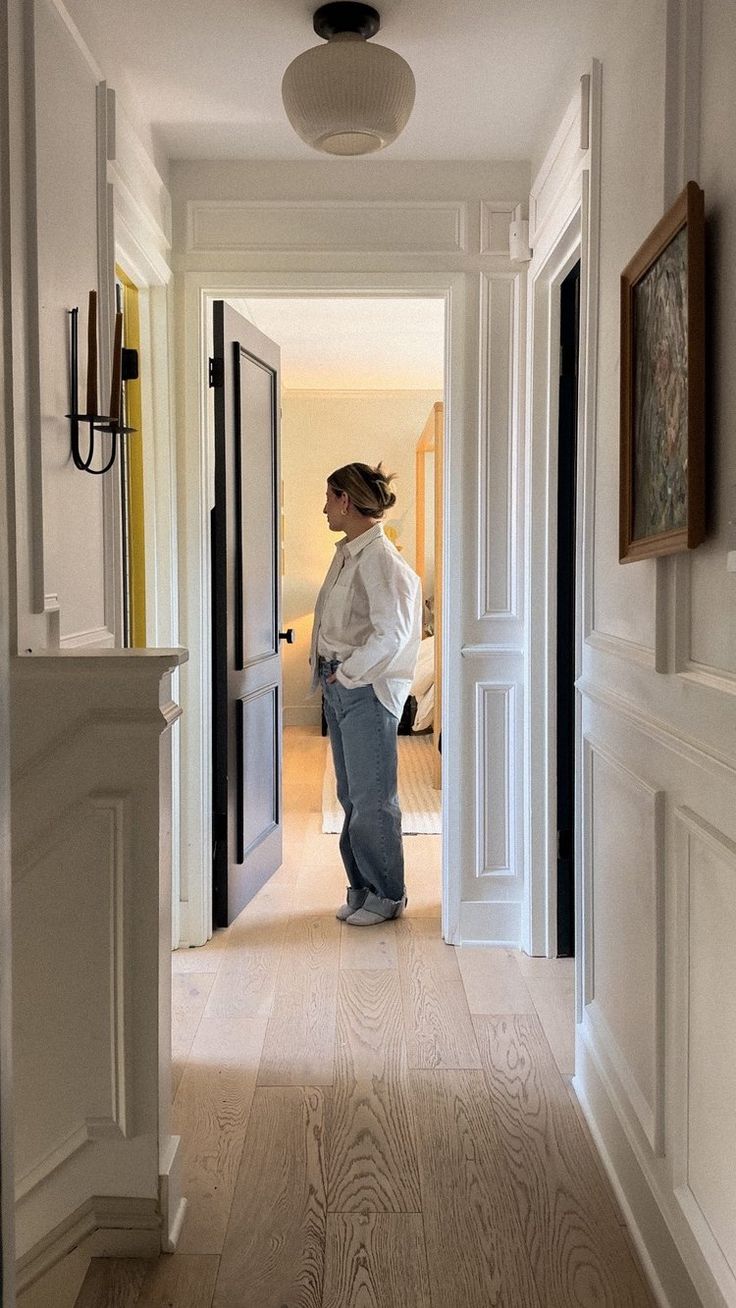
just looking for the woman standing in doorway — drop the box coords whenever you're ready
[309,463,422,926]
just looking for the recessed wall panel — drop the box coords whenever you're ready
[683,813,736,1277]
[190,200,467,254]
[13,800,126,1187]
[586,740,663,1150]
[479,273,518,620]
[476,684,513,876]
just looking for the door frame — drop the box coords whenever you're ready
[179,272,462,948]
[525,223,582,960]
[555,259,581,959]
[524,63,601,975]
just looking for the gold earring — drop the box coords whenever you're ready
[340,507,347,516]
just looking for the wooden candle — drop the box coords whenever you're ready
[85,289,97,416]
[109,311,123,426]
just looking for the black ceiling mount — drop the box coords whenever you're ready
[313,2,381,41]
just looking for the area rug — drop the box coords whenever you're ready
[322,734,441,834]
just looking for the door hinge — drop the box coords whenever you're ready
[209,356,224,388]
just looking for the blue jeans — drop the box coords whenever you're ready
[321,668,405,902]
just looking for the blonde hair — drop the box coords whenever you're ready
[327,462,397,519]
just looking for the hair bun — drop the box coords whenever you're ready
[327,461,396,519]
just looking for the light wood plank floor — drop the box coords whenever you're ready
[77,727,655,1307]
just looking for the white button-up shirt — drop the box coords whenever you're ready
[309,523,422,719]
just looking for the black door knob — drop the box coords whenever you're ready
[279,628,295,644]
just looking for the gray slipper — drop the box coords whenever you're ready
[345,891,408,926]
[336,887,368,921]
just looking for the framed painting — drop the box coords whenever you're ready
[620,181,705,562]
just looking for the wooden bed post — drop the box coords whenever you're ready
[415,402,444,789]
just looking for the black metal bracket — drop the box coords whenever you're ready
[67,307,136,475]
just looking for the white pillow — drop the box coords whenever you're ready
[411,636,434,699]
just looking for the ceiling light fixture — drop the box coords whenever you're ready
[282,2,415,156]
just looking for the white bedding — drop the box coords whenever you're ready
[411,636,435,731]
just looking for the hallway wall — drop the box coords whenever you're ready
[4,2,184,1299]
[281,387,442,726]
[11,0,174,654]
[535,2,736,1305]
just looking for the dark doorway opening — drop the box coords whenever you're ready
[556,261,580,958]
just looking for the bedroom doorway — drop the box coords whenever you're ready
[220,294,446,920]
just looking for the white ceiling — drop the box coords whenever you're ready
[62,0,610,165]
[228,296,445,390]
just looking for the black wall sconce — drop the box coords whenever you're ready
[67,291,137,474]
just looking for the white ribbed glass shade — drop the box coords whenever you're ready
[282,36,415,155]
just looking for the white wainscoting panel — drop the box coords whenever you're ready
[675,806,736,1288]
[583,738,665,1155]
[13,796,129,1201]
[475,683,514,877]
[188,200,468,255]
[478,272,520,621]
[11,650,186,1274]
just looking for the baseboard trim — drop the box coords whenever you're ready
[16,1244,90,1308]
[574,1033,717,1308]
[16,1195,160,1295]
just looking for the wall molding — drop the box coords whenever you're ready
[583,736,665,1155]
[574,1039,703,1308]
[478,271,520,621]
[583,1005,665,1159]
[112,163,172,286]
[12,708,179,800]
[672,806,736,1299]
[461,642,524,656]
[475,682,515,877]
[530,74,591,246]
[187,199,468,256]
[14,792,131,1202]
[60,624,116,649]
[586,628,656,669]
[15,1194,161,1294]
[578,676,736,779]
[678,661,736,699]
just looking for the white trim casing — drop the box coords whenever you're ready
[179,274,466,949]
[1,7,17,1301]
[171,163,529,948]
[524,67,601,959]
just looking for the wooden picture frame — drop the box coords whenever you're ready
[619,180,705,562]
